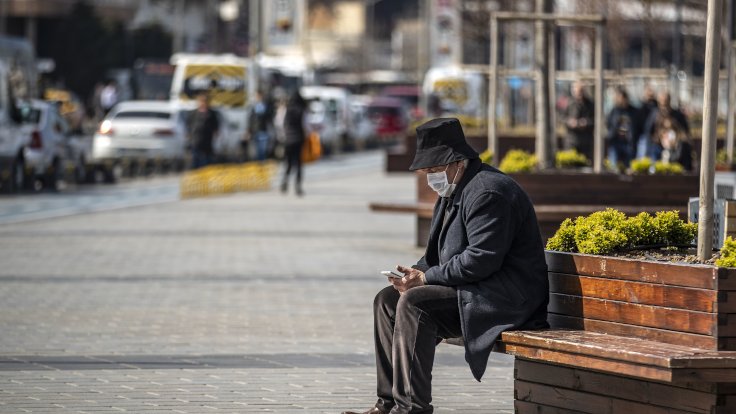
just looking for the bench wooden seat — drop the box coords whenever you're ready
[500,330,736,383]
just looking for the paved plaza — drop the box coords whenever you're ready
[0,153,514,413]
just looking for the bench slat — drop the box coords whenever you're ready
[549,294,717,335]
[502,331,736,369]
[549,273,717,312]
[514,401,588,414]
[514,380,699,414]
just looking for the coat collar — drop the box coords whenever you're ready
[447,158,483,207]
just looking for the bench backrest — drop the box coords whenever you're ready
[546,251,736,351]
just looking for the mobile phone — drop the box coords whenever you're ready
[381,270,404,279]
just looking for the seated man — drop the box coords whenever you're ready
[342,118,549,414]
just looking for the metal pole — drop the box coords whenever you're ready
[699,0,724,259]
[729,42,736,163]
[728,0,736,163]
[488,15,499,167]
[535,0,550,170]
[548,20,557,163]
[593,23,604,173]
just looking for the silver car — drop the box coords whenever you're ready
[91,101,187,182]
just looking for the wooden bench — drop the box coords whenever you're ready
[491,251,736,413]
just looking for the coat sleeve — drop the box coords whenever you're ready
[423,191,514,286]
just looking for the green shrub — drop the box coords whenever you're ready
[573,209,629,255]
[545,209,696,254]
[651,210,697,245]
[499,149,537,173]
[545,218,577,252]
[555,149,588,168]
[479,149,493,165]
[630,157,652,174]
[717,236,736,267]
[653,161,684,175]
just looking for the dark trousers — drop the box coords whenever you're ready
[373,285,463,414]
[282,143,303,189]
[191,150,212,170]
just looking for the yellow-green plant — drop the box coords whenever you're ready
[717,148,730,165]
[717,236,736,267]
[555,149,588,168]
[546,209,697,255]
[630,157,652,174]
[499,149,537,173]
[479,149,493,165]
[653,161,684,175]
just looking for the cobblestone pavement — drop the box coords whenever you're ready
[0,152,514,413]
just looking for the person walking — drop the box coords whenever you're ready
[341,118,549,414]
[280,90,307,196]
[187,92,220,170]
[248,90,273,162]
[605,87,637,171]
[100,80,119,116]
[563,81,595,161]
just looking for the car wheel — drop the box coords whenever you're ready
[45,158,63,191]
[103,163,123,184]
[75,157,92,184]
[8,156,29,193]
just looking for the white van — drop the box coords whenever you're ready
[299,86,352,154]
[170,53,255,161]
[423,66,488,128]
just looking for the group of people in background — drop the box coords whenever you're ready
[564,81,693,172]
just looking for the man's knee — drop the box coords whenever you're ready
[374,285,399,315]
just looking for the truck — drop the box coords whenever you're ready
[169,53,256,161]
[0,60,30,192]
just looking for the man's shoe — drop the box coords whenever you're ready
[341,407,386,414]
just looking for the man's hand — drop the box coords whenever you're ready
[390,265,425,294]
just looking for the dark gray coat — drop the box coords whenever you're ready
[415,159,549,381]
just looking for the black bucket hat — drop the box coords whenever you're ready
[409,118,479,171]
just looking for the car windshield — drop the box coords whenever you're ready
[113,111,172,120]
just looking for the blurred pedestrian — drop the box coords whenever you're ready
[187,92,220,170]
[341,118,549,414]
[563,81,595,161]
[635,85,659,159]
[280,90,307,196]
[248,90,273,161]
[100,80,118,116]
[643,91,692,170]
[605,87,637,171]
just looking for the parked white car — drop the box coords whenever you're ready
[17,100,74,191]
[91,101,188,182]
[0,63,29,192]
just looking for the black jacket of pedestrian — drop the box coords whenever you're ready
[606,104,638,144]
[188,109,220,155]
[414,158,549,381]
[284,93,307,146]
[635,98,658,141]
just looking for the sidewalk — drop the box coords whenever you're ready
[0,154,514,413]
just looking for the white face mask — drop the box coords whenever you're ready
[427,164,460,198]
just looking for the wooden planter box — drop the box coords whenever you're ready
[501,250,736,413]
[544,250,736,351]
